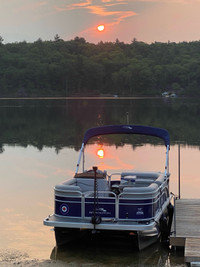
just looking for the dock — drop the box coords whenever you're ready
[170,199,200,265]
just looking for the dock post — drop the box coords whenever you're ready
[173,197,176,237]
[126,112,129,124]
[178,143,181,199]
[91,166,101,233]
[92,166,98,232]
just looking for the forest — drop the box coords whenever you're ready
[0,36,200,97]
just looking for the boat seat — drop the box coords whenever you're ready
[121,172,161,181]
[55,183,81,191]
[119,176,136,189]
[154,174,166,185]
[135,179,155,187]
[54,179,82,196]
[120,183,159,198]
[76,178,109,192]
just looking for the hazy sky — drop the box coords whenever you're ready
[1,0,200,44]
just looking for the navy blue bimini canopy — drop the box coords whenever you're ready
[83,125,170,147]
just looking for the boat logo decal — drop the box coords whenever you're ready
[136,207,144,216]
[60,204,69,215]
[89,207,111,216]
[123,126,133,130]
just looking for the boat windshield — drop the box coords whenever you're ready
[83,135,167,174]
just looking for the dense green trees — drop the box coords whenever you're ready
[0,37,200,97]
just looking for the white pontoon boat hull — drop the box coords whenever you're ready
[43,125,172,250]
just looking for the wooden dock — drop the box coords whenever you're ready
[170,199,200,265]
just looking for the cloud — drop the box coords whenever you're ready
[133,0,200,2]
[56,0,136,27]
[55,0,92,11]
[87,4,118,16]
[101,0,125,2]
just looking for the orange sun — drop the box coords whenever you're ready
[97,25,105,32]
[97,148,104,159]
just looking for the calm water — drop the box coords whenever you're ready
[0,97,200,266]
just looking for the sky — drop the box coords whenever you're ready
[1,0,200,44]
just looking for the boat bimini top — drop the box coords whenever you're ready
[76,125,170,176]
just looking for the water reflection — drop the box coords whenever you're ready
[0,98,200,153]
[50,240,185,266]
[84,143,166,174]
[0,98,199,265]
[0,143,189,265]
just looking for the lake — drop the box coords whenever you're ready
[0,97,199,266]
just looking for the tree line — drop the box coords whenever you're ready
[0,36,200,97]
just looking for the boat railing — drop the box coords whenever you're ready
[82,185,167,221]
[54,184,169,222]
[84,191,116,198]
[54,171,169,222]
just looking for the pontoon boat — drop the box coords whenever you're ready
[44,125,173,250]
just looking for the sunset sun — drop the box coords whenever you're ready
[97,25,105,32]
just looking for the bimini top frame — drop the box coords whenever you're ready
[75,125,170,175]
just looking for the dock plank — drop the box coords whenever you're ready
[170,199,200,264]
[170,199,200,245]
[185,238,200,263]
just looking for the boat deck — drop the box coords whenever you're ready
[44,214,158,231]
[170,199,200,264]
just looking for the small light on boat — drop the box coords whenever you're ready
[97,148,104,159]
[129,232,136,236]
